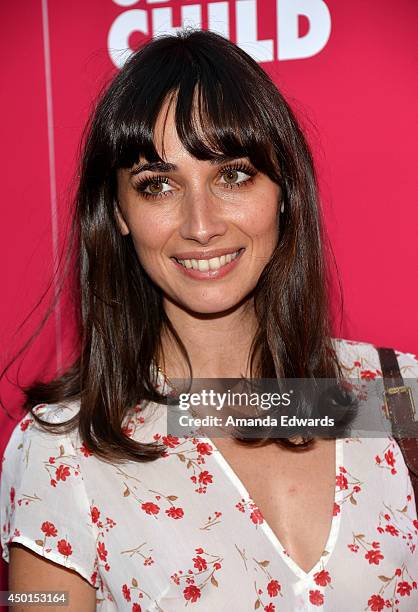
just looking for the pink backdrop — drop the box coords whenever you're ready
[1,0,417,593]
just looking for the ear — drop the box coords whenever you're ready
[114,202,130,236]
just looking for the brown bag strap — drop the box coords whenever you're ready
[376,346,418,510]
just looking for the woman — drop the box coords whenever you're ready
[1,29,417,611]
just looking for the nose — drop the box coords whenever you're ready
[178,187,228,244]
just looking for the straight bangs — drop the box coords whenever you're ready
[104,33,283,188]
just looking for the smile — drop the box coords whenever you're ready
[170,248,245,280]
[175,249,242,271]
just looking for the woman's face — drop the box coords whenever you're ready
[116,100,282,315]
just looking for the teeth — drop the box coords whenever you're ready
[176,250,241,271]
[208,257,220,270]
[198,259,209,272]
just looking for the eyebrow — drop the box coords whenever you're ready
[129,155,246,177]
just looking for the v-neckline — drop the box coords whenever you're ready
[203,434,344,582]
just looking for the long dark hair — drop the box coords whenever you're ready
[3,29,350,463]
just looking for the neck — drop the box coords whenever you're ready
[159,295,259,379]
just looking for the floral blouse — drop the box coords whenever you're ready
[1,338,418,611]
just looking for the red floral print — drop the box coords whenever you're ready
[1,340,418,611]
[97,541,108,562]
[79,443,93,457]
[384,450,395,467]
[360,370,377,380]
[385,524,399,536]
[267,579,281,597]
[20,419,32,432]
[200,510,222,530]
[334,465,363,511]
[161,436,216,493]
[309,589,324,606]
[196,442,213,456]
[90,570,98,587]
[367,594,385,611]
[193,555,207,571]
[365,549,384,565]
[236,548,284,609]
[162,435,180,448]
[183,584,201,603]
[336,473,348,490]
[55,465,71,482]
[41,521,57,537]
[120,404,146,440]
[347,543,359,552]
[57,539,72,557]
[91,506,100,523]
[397,581,412,596]
[250,508,264,525]
[122,584,131,602]
[375,442,399,476]
[165,506,184,519]
[141,502,160,516]
[237,498,266,530]
[365,563,417,609]
[347,534,384,565]
[314,569,331,587]
[171,547,223,603]
[198,471,213,485]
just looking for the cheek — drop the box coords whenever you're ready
[128,212,173,266]
[238,194,279,242]
[253,206,278,232]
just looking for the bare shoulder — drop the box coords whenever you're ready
[8,543,96,612]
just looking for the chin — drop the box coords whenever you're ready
[178,293,252,316]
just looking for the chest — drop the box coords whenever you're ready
[210,437,336,574]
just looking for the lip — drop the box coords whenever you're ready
[171,247,244,261]
[170,248,245,280]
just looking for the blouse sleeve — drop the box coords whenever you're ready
[0,404,99,588]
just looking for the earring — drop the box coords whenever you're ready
[280,201,284,214]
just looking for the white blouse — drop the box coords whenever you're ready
[1,338,418,611]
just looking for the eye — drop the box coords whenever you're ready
[218,163,257,189]
[133,175,174,200]
[133,161,258,201]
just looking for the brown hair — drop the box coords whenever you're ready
[2,29,353,463]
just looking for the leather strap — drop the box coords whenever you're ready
[377,346,418,510]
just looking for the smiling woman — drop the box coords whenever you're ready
[1,28,418,612]
[115,98,281,321]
